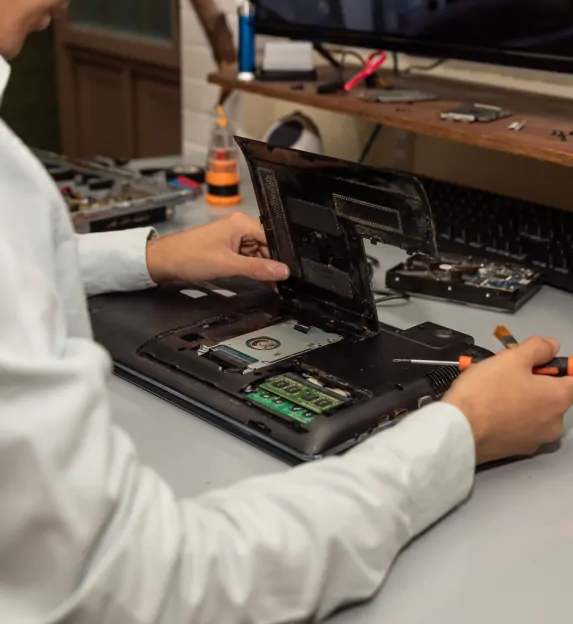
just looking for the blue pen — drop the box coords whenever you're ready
[237,0,256,81]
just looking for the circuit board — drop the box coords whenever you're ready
[246,389,317,425]
[386,252,542,312]
[247,373,350,425]
[34,149,196,234]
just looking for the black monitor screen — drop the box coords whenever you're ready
[255,1,573,73]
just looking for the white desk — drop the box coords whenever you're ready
[110,190,573,624]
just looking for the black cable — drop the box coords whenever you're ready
[339,49,366,69]
[313,43,342,69]
[359,123,382,165]
[401,58,448,74]
[373,289,410,305]
[367,255,380,269]
[366,254,380,280]
[392,51,400,75]
[327,48,366,81]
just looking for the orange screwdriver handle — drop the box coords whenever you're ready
[533,357,573,377]
[458,356,573,376]
[458,355,480,371]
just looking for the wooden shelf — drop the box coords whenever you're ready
[209,67,573,169]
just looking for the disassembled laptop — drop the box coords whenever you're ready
[91,139,492,462]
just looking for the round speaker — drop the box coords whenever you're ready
[263,111,324,155]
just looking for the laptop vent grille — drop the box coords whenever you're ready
[425,366,460,396]
[256,167,301,277]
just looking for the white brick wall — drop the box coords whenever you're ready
[179,2,573,210]
[180,0,242,167]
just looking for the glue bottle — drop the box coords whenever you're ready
[205,106,241,208]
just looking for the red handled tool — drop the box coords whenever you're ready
[344,50,387,92]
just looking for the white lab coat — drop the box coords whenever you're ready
[0,56,475,623]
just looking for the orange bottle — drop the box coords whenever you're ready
[205,106,241,207]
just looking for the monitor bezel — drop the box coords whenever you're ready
[255,13,573,75]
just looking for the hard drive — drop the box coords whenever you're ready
[386,252,542,312]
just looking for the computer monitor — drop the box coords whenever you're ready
[255,1,573,74]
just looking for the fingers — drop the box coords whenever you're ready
[233,255,290,282]
[557,377,573,403]
[545,337,560,353]
[239,240,271,259]
[227,212,267,244]
[514,336,560,367]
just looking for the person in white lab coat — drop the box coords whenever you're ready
[2,3,573,624]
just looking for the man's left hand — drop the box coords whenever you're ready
[145,212,290,286]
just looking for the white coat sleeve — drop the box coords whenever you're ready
[76,228,157,296]
[0,229,476,624]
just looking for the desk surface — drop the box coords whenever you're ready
[209,67,573,169]
[111,193,573,624]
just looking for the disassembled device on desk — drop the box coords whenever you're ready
[386,253,542,312]
[357,89,437,104]
[36,149,197,233]
[440,103,512,123]
[89,140,491,463]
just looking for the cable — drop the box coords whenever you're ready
[392,51,400,75]
[373,289,410,305]
[366,254,380,280]
[401,58,448,74]
[359,123,382,165]
[337,49,367,69]
[326,48,366,81]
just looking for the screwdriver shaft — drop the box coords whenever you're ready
[393,358,458,366]
[394,356,573,377]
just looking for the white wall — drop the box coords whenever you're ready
[180,1,573,211]
[180,0,241,166]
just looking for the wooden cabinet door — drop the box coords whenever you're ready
[54,0,181,159]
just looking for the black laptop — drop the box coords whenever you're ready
[89,139,490,463]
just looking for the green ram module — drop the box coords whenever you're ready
[247,389,316,425]
[259,374,346,414]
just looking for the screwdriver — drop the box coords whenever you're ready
[393,356,573,377]
[494,325,520,350]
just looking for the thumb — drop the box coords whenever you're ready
[233,255,290,282]
[517,336,560,367]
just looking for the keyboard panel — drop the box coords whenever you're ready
[417,175,573,293]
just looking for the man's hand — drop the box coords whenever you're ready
[444,336,573,465]
[146,213,290,286]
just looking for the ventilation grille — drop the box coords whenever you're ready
[256,167,301,277]
[425,366,460,396]
[333,194,403,233]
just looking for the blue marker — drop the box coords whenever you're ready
[237,0,255,81]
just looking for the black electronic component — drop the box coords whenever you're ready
[317,80,345,95]
[387,253,542,312]
[255,2,573,75]
[208,346,253,371]
[88,178,115,191]
[50,167,75,182]
[416,174,573,295]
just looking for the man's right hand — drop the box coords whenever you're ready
[443,337,573,465]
